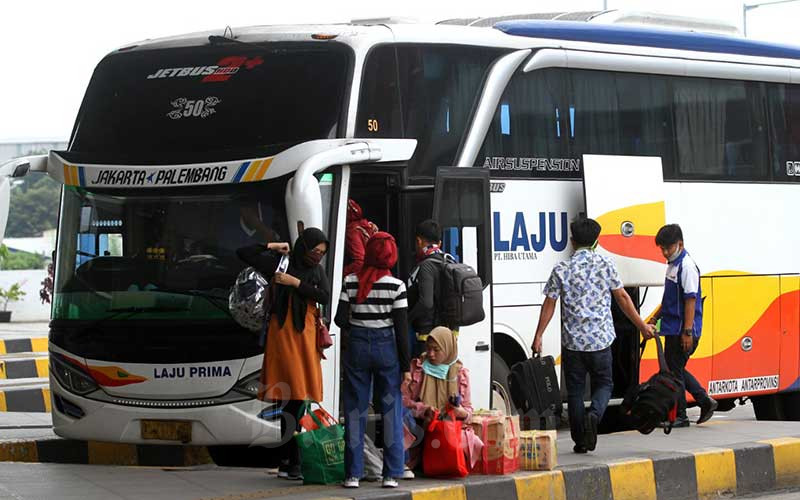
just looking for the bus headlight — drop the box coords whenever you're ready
[232,371,261,398]
[51,355,99,396]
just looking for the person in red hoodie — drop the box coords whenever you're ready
[343,199,378,276]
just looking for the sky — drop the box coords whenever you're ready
[2,0,800,142]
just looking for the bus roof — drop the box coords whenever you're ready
[495,20,800,61]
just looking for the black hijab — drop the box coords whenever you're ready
[273,227,329,332]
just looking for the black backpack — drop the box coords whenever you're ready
[439,257,485,328]
[621,335,682,435]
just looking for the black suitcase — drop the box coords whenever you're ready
[508,355,563,430]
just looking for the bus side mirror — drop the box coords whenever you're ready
[285,174,323,244]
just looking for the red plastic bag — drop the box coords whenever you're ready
[299,402,337,431]
[422,409,469,478]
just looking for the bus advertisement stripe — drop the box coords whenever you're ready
[63,165,72,185]
[253,158,272,180]
[232,162,250,183]
[78,166,86,187]
[242,160,263,182]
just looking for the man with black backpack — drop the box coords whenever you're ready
[407,220,449,358]
[532,218,655,453]
[406,220,484,358]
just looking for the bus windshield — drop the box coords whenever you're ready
[53,180,289,322]
[69,42,351,165]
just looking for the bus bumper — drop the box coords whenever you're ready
[49,379,283,446]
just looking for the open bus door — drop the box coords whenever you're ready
[583,155,667,423]
[582,155,667,288]
[433,167,493,410]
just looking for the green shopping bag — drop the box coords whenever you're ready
[295,401,345,485]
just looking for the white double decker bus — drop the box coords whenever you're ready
[4,13,800,454]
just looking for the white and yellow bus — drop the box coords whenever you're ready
[3,14,800,455]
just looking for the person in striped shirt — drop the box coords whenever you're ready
[334,232,410,489]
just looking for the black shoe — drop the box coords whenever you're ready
[584,413,598,451]
[697,398,718,425]
[286,464,303,481]
[672,417,690,428]
[573,444,588,454]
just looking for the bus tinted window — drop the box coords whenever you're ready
[768,84,800,182]
[570,72,675,172]
[478,69,675,178]
[357,44,504,182]
[672,78,767,181]
[478,68,572,177]
[480,68,772,182]
[71,44,351,164]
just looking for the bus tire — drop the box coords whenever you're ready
[752,394,786,421]
[780,392,800,421]
[492,351,516,415]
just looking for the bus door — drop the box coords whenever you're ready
[433,167,493,410]
[582,154,667,398]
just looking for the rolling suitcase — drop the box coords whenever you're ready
[508,354,562,430]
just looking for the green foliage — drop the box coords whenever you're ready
[6,172,60,238]
[0,283,26,311]
[3,250,45,270]
[0,244,45,270]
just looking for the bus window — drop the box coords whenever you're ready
[356,44,505,183]
[673,78,767,181]
[478,68,571,177]
[767,83,800,183]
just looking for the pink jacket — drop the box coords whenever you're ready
[402,358,474,423]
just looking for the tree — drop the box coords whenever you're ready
[6,172,60,238]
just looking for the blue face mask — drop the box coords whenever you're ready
[667,247,682,262]
[422,358,456,380]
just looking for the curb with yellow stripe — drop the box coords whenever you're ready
[0,437,211,467]
[354,436,800,500]
[0,358,48,379]
[0,388,51,413]
[0,337,48,355]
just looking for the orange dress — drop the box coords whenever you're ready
[259,296,323,402]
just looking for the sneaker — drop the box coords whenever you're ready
[382,477,399,488]
[573,444,588,454]
[402,468,415,480]
[584,413,599,451]
[277,459,290,479]
[286,464,303,481]
[343,477,360,488]
[697,397,718,425]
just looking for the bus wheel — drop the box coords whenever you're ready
[780,392,800,421]
[752,394,786,421]
[492,352,516,415]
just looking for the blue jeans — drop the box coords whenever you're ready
[343,326,404,479]
[664,335,709,419]
[563,346,613,447]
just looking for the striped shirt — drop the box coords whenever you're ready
[339,274,408,329]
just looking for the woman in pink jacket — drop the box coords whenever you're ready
[401,326,482,471]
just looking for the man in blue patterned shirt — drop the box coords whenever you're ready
[533,217,654,453]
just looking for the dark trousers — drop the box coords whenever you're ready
[279,399,303,465]
[563,347,613,447]
[343,326,405,479]
[664,335,709,419]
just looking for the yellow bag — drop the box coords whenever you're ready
[519,430,557,471]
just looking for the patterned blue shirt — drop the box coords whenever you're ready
[543,249,624,352]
